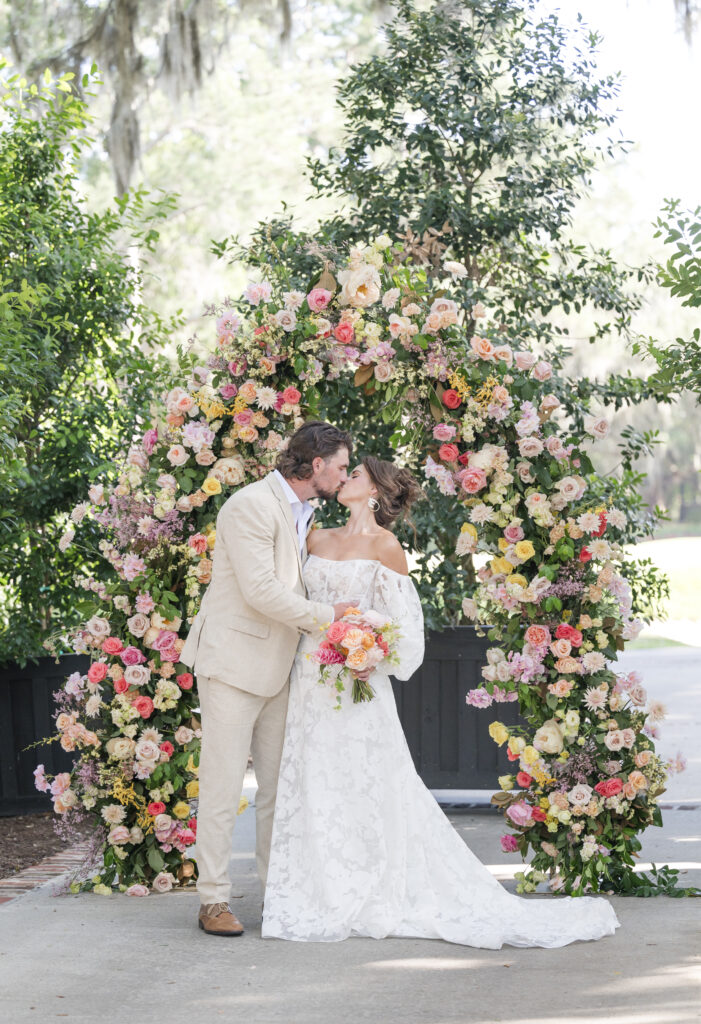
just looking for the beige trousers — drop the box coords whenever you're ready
[195,674,289,906]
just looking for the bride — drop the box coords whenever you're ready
[262,456,619,948]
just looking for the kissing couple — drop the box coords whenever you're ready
[181,421,619,948]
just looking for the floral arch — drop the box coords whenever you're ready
[38,236,680,898]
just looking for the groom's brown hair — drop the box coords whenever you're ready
[276,421,353,480]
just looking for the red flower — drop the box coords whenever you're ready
[176,672,194,690]
[333,322,355,345]
[593,511,608,537]
[188,533,208,555]
[113,678,128,695]
[594,778,623,798]
[555,624,583,647]
[102,637,124,656]
[506,748,519,762]
[159,741,175,758]
[530,807,547,822]
[147,801,166,816]
[131,695,154,719]
[438,443,459,463]
[578,547,592,563]
[457,453,469,466]
[187,817,198,835]
[516,771,532,788]
[281,386,302,405]
[442,389,462,409]
[87,661,108,684]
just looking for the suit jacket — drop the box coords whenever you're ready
[180,471,334,696]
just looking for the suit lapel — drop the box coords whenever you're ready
[266,472,304,577]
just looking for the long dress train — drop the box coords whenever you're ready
[262,555,619,948]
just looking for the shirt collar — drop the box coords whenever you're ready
[274,469,312,514]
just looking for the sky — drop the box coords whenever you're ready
[539,0,700,218]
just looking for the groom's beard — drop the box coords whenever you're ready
[313,484,339,502]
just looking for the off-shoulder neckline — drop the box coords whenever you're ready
[306,553,410,579]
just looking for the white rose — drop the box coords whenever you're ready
[338,263,382,308]
[444,260,468,278]
[211,456,246,487]
[174,726,195,745]
[374,362,393,382]
[533,718,565,754]
[568,783,593,807]
[274,308,297,332]
[127,613,150,638]
[166,444,189,467]
[135,738,160,762]
[584,415,609,440]
[152,871,175,893]
[87,616,110,639]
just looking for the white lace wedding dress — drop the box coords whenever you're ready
[262,555,619,948]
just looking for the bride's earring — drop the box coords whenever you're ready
[368,496,380,512]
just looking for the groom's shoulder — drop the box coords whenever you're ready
[219,476,275,517]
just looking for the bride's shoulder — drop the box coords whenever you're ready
[371,530,408,576]
[307,526,339,554]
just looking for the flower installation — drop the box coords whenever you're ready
[37,237,681,895]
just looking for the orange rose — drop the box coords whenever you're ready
[346,648,368,670]
[342,628,365,650]
[361,632,375,650]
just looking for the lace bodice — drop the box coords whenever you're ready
[302,555,425,681]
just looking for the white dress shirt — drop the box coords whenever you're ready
[273,470,315,555]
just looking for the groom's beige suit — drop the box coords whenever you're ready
[180,470,334,905]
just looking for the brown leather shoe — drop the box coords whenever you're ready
[198,902,244,936]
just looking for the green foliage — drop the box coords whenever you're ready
[0,64,175,664]
[633,199,701,398]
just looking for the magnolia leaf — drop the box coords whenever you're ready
[354,364,374,387]
[315,267,337,292]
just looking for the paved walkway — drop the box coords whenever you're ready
[0,646,699,1024]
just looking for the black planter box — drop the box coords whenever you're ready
[391,626,523,791]
[0,655,89,816]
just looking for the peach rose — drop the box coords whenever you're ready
[634,750,652,768]
[628,770,649,791]
[346,648,369,670]
[470,336,494,360]
[532,360,553,381]
[515,351,537,371]
[342,628,365,650]
[550,638,572,658]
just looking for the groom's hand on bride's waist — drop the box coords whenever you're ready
[333,601,356,620]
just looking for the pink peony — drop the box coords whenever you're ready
[306,287,332,312]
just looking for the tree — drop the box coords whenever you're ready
[0,64,174,664]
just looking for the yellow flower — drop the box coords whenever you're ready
[514,540,535,561]
[172,801,191,820]
[460,522,478,539]
[186,780,199,799]
[509,574,528,588]
[539,797,550,810]
[497,537,509,552]
[508,736,525,755]
[238,796,249,815]
[93,883,113,896]
[207,530,216,551]
[201,477,222,496]
[498,774,515,790]
[490,556,514,575]
[488,721,509,747]
[522,745,539,765]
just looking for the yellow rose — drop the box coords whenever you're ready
[522,745,539,765]
[498,774,515,791]
[514,540,535,561]
[186,780,199,799]
[186,754,198,776]
[461,522,478,539]
[201,477,222,496]
[509,574,528,588]
[508,736,526,755]
[488,721,509,747]
[498,537,509,552]
[490,557,514,575]
[172,801,191,820]
[206,530,216,550]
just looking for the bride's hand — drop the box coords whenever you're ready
[351,668,373,682]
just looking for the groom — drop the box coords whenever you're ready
[180,420,354,936]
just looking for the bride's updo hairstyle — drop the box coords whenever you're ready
[362,456,423,530]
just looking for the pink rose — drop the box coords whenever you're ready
[500,834,519,852]
[524,625,550,648]
[515,351,537,371]
[306,288,332,312]
[108,825,131,846]
[219,383,238,400]
[142,428,158,455]
[152,871,175,893]
[459,467,487,494]
[594,778,623,798]
[50,772,71,797]
[438,443,459,463]
[325,621,350,645]
[174,725,195,745]
[148,801,166,816]
[101,637,124,656]
[125,884,150,897]
[159,741,175,758]
[503,523,525,543]
[333,322,355,345]
[188,533,208,555]
[233,409,253,426]
[113,678,128,694]
[374,362,393,382]
[281,386,301,405]
[121,646,147,666]
[123,665,150,687]
[433,423,456,442]
[152,630,178,652]
[87,662,108,684]
[131,695,154,719]
[176,672,194,690]
[505,801,534,827]
[532,360,553,382]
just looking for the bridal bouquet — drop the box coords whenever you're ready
[311,608,401,706]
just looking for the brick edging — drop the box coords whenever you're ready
[0,841,92,905]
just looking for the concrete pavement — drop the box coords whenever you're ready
[0,645,699,1024]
